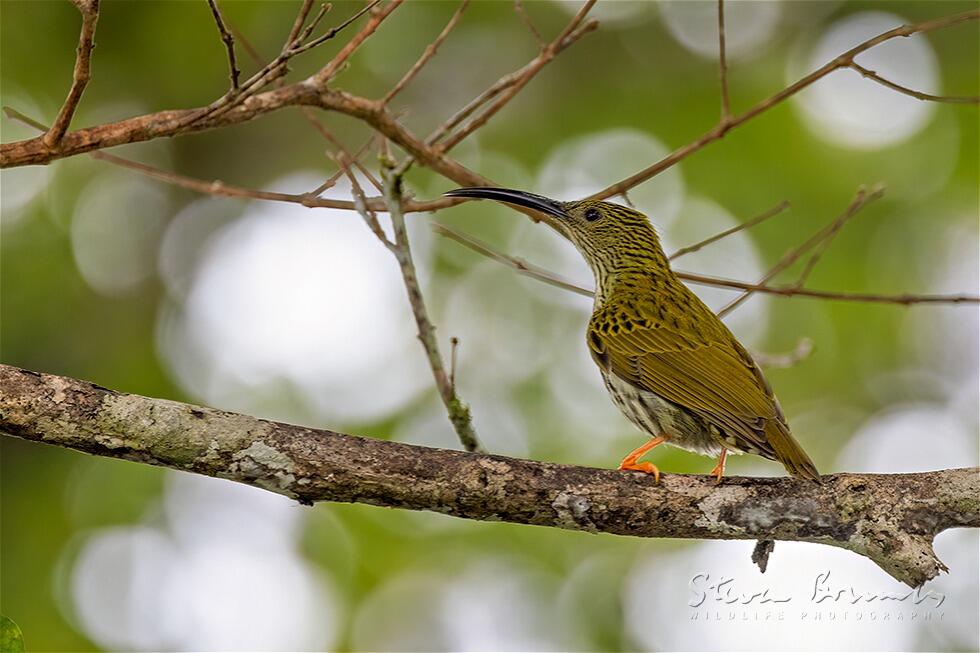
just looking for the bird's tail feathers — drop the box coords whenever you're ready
[766,420,821,482]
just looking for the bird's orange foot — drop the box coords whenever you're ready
[709,449,728,485]
[618,436,665,484]
[619,459,661,484]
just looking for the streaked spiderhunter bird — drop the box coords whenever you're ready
[444,187,821,483]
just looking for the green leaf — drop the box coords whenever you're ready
[0,615,25,653]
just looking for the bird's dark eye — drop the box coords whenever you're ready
[584,207,602,222]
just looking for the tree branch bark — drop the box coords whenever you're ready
[1,82,474,182]
[1,364,976,588]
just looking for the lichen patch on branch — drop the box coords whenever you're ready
[552,491,598,532]
[229,440,298,495]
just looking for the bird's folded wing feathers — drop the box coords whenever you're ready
[588,314,778,456]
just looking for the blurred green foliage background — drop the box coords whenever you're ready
[2,1,978,651]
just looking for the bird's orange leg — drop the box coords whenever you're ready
[710,449,728,485]
[619,436,666,483]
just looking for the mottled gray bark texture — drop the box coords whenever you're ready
[1,364,977,587]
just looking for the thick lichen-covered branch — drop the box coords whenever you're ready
[1,364,976,588]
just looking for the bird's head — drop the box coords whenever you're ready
[444,187,667,274]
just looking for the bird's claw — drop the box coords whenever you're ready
[619,460,661,484]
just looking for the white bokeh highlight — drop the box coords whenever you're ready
[505,218,594,310]
[541,314,633,457]
[351,559,563,651]
[69,473,339,652]
[71,174,169,296]
[440,562,562,651]
[551,0,654,26]
[441,260,559,387]
[793,12,939,149]
[71,527,180,652]
[927,529,980,650]
[158,173,432,423]
[537,128,685,229]
[350,573,454,651]
[837,404,977,474]
[902,222,980,391]
[158,196,244,300]
[659,0,781,60]
[0,94,50,228]
[0,164,49,229]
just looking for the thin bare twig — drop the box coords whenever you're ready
[306,133,376,197]
[383,0,470,105]
[425,76,518,148]
[717,0,731,120]
[436,0,597,152]
[15,93,976,312]
[381,164,486,454]
[4,107,52,132]
[43,0,100,149]
[295,1,380,55]
[449,336,460,391]
[341,158,396,249]
[285,0,317,49]
[4,1,974,324]
[432,220,980,307]
[176,0,377,132]
[310,0,399,85]
[221,15,382,196]
[292,3,332,50]
[668,199,790,260]
[389,2,595,180]
[590,9,980,200]
[425,3,598,145]
[794,184,885,288]
[716,186,884,317]
[752,338,814,369]
[206,0,241,92]
[433,222,594,297]
[3,106,457,214]
[88,147,444,213]
[4,6,974,189]
[306,169,346,198]
[2,101,483,215]
[425,0,598,151]
[849,62,980,104]
[86,148,331,208]
[0,2,560,233]
[514,0,544,48]
[679,273,980,306]
[231,23,264,68]
[303,108,382,191]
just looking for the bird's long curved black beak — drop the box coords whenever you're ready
[444,187,568,220]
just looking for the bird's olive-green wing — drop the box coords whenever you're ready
[587,295,778,455]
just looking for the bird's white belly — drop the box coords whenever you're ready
[602,372,729,457]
